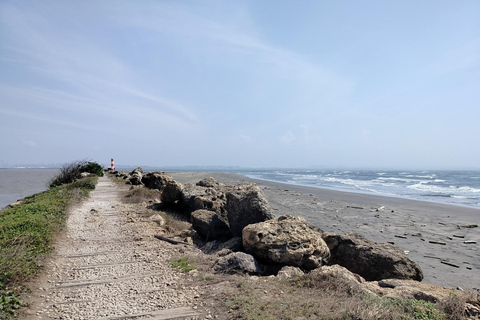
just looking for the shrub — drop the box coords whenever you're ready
[81,162,104,177]
[49,160,103,187]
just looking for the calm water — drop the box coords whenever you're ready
[0,169,58,209]
[242,169,480,209]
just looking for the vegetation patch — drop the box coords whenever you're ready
[0,176,97,319]
[49,160,103,187]
[171,257,196,273]
[219,276,448,320]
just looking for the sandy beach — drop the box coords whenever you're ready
[169,171,480,290]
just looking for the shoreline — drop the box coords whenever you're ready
[168,171,480,290]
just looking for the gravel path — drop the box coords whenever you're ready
[25,176,204,320]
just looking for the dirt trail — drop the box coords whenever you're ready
[24,176,203,320]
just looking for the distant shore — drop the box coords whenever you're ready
[169,171,480,290]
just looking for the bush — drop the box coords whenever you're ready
[81,162,104,177]
[49,160,103,187]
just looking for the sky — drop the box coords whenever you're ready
[0,1,479,169]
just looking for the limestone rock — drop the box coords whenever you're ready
[181,184,227,216]
[323,232,423,281]
[190,209,232,241]
[277,266,304,279]
[142,172,174,190]
[160,180,183,204]
[226,183,274,237]
[129,167,144,186]
[196,177,223,188]
[242,215,330,270]
[213,252,263,275]
[311,264,366,284]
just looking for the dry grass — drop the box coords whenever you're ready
[218,275,448,320]
[123,187,161,204]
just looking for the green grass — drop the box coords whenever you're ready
[0,176,97,319]
[171,257,196,273]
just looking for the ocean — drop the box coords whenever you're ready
[0,168,58,209]
[241,169,480,209]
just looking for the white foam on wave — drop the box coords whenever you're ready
[407,182,480,196]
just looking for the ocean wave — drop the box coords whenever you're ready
[407,183,480,195]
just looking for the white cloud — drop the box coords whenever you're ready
[279,131,296,145]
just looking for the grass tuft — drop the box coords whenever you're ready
[171,257,196,273]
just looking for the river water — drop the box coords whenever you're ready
[0,168,58,209]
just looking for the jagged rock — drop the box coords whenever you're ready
[277,266,304,279]
[226,183,274,237]
[180,184,227,216]
[213,252,263,275]
[201,237,243,255]
[129,167,144,185]
[160,180,183,204]
[196,177,223,188]
[190,209,232,241]
[323,232,423,281]
[142,172,174,190]
[242,215,330,270]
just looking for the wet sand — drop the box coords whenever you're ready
[169,172,480,290]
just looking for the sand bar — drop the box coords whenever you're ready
[168,171,480,290]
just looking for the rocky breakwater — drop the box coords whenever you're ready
[114,171,479,317]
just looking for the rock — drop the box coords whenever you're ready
[196,177,223,188]
[226,183,274,237]
[323,232,423,281]
[312,264,366,284]
[305,265,370,295]
[242,215,330,270]
[180,184,227,216]
[201,237,243,255]
[213,252,263,275]
[276,266,304,279]
[149,214,165,226]
[142,172,174,190]
[80,172,90,177]
[190,209,232,241]
[160,180,184,204]
[364,279,474,304]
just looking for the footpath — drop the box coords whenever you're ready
[24,176,202,320]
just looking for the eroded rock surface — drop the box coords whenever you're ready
[243,215,330,270]
[226,183,274,237]
[323,232,423,281]
[190,209,232,241]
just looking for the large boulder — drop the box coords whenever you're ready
[213,252,263,275]
[322,232,423,281]
[180,184,228,216]
[196,177,223,188]
[190,209,232,241]
[129,167,144,185]
[242,215,330,270]
[160,180,184,204]
[201,237,243,255]
[142,172,174,190]
[226,183,274,237]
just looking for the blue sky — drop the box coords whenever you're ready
[1,1,479,169]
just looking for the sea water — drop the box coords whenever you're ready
[241,170,480,209]
[0,169,58,209]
